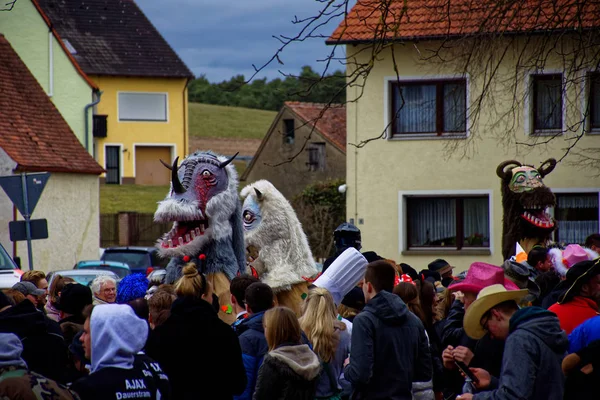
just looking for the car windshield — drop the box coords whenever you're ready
[0,244,17,271]
[78,265,130,279]
[103,251,150,270]
[60,272,116,287]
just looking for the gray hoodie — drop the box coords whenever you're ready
[269,345,321,381]
[0,333,27,369]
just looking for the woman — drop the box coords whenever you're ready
[145,264,246,400]
[299,288,350,399]
[393,282,426,322]
[45,275,75,322]
[253,307,320,400]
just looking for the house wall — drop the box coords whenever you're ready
[92,76,188,183]
[242,108,346,200]
[0,0,94,149]
[345,39,600,272]
[0,155,100,273]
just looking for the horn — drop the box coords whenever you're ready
[171,157,185,194]
[496,160,522,180]
[160,159,173,170]
[538,158,557,178]
[254,188,263,200]
[219,152,239,169]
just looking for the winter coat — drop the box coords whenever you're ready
[235,311,269,400]
[253,344,320,400]
[568,315,600,353]
[344,291,432,400]
[0,299,68,383]
[145,297,246,400]
[548,296,600,335]
[473,307,568,400]
[314,326,351,398]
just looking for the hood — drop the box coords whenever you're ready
[0,333,27,369]
[237,311,265,335]
[363,290,408,325]
[0,300,46,337]
[510,306,568,352]
[90,304,148,373]
[270,344,321,381]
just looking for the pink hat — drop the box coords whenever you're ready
[449,262,519,293]
[563,244,590,269]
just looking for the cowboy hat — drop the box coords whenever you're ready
[463,284,528,339]
[449,262,519,293]
[558,259,600,304]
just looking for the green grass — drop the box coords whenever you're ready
[100,184,169,214]
[188,102,277,139]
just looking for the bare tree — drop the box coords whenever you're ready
[1,0,17,12]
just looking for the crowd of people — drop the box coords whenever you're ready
[1,233,600,399]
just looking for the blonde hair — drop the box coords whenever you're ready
[21,270,46,287]
[175,263,206,300]
[299,287,345,362]
[264,307,301,351]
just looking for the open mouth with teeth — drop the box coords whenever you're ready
[521,206,554,229]
[160,220,209,249]
[246,245,260,263]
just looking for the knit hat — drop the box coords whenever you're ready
[341,286,365,311]
[314,247,367,305]
[58,284,92,315]
[117,273,149,304]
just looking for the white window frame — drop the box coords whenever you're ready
[549,188,600,242]
[117,91,169,122]
[103,143,124,184]
[384,74,471,141]
[132,143,177,178]
[583,71,600,135]
[398,189,494,254]
[524,71,566,136]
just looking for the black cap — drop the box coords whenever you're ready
[58,284,92,315]
[362,251,383,263]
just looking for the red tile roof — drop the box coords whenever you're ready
[0,35,104,175]
[328,0,600,44]
[285,102,346,152]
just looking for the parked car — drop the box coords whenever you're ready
[47,269,120,288]
[101,246,168,275]
[74,260,131,279]
[0,242,22,289]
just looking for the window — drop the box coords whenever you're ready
[532,74,562,132]
[390,79,466,136]
[105,146,121,184]
[554,193,599,244]
[118,93,167,121]
[590,73,600,131]
[306,143,326,172]
[406,196,490,249]
[283,119,295,144]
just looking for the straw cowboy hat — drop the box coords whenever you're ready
[463,284,528,339]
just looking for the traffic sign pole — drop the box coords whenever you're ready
[21,173,34,271]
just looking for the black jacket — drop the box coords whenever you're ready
[0,300,68,383]
[344,291,432,400]
[145,297,246,400]
[71,366,160,400]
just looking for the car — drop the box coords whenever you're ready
[100,246,168,275]
[74,260,131,279]
[0,242,22,289]
[47,269,120,288]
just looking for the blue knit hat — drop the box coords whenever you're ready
[117,273,149,304]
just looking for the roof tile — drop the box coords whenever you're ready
[285,102,346,152]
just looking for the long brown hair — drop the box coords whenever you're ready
[393,282,426,324]
[299,288,345,362]
[48,275,75,305]
[264,307,301,351]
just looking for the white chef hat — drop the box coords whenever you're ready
[314,247,367,305]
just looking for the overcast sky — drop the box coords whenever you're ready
[137,0,355,82]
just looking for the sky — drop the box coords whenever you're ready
[137,0,355,83]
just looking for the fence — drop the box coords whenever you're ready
[100,212,171,248]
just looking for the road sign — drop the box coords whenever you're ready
[9,219,48,241]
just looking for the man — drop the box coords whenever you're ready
[72,304,170,399]
[457,284,567,400]
[58,283,93,325]
[235,282,274,400]
[428,259,454,287]
[229,275,259,331]
[526,246,553,277]
[548,259,600,334]
[20,270,49,309]
[90,275,117,305]
[11,281,45,308]
[147,286,176,329]
[344,260,431,399]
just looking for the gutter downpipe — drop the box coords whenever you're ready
[84,90,103,154]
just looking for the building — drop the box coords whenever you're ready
[36,0,194,185]
[0,35,104,272]
[327,0,600,269]
[241,102,346,199]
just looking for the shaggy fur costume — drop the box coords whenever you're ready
[240,180,318,314]
[497,159,557,259]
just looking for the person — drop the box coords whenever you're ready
[428,259,454,287]
[456,284,567,400]
[300,287,351,400]
[46,275,76,322]
[145,263,246,399]
[11,281,45,308]
[585,233,600,253]
[561,339,600,399]
[147,285,176,329]
[337,286,364,323]
[91,275,117,305]
[58,283,93,326]
[526,246,553,277]
[235,282,274,400]
[21,270,49,309]
[344,260,431,399]
[0,332,79,399]
[253,306,321,399]
[2,288,25,304]
[71,304,170,399]
[548,259,600,334]
[501,260,540,305]
[322,223,362,272]
[230,275,260,330]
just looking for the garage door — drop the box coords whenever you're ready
[135,146,171,185]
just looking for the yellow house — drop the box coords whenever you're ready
[328,1,600,271]
[37,0,193,185]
